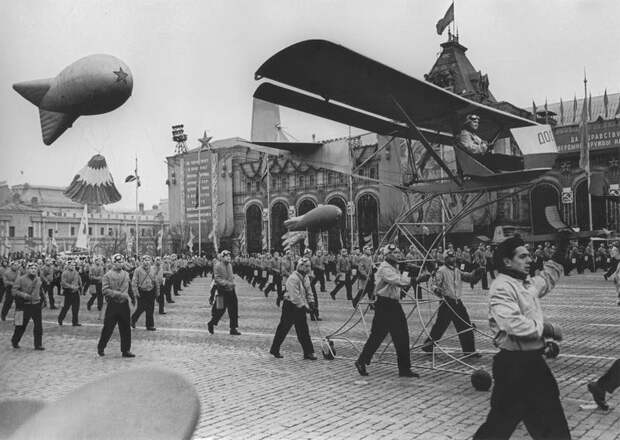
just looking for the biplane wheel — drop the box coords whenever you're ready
[471,369,492,391]
[322,339,335,360]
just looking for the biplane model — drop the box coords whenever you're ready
[249,40,606,379]
[252,39,557,194]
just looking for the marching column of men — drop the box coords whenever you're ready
[2,252,207,357]
[4,236,620,435]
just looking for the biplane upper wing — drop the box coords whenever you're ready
[253,82,454,146]
[255,39,538,141]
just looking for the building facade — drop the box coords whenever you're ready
[0,183,170,257]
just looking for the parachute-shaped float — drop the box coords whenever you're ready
[64,154,122,205]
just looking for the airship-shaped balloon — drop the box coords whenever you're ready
[13,54,133,145]
[284,204,342,231]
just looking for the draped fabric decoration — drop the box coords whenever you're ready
[64,154,122,205]
[239,157,320,180]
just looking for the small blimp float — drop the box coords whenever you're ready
[284,204,343,231]
[13,54,133,145]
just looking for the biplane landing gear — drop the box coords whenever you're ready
[322,184,535,389]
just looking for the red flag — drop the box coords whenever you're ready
[436,3,454,35]
[559,98,564,124]
[532,100,537,121]
[604,89,609,118]
[573,95,578,122]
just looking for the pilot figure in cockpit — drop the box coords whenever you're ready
[457,114,489,156]
[456,113,523,172]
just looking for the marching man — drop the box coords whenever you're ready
[97,254,135,358]
[11,262,46,350]
[269,257,317,360]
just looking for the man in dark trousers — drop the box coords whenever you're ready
[131,255,159,331]
[40,259,55,310]
[352,245,375,308]
[588,359,620,411]
[1,261,20,321]
[207,250,240,335]
[58,260,82,326]
[97,254,134,358]
[86,257,105,312]
[11,262,46,350]
[422,250,483,357]
[354,244,419,378]
[474,235,570,440]
[329,248,353,300]
[269,257,317,360]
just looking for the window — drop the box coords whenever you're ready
[141,228,145,237]
[28,226,34,238]
[88,227,92,235]
[8,226,14,237]
[70,226,75,236]
[298,175,305,188]
[369,166,377,180]
[328,172,334,185]
[281,177,288,190]
[339,173,346,184]
[309,175,315,187]
[130,228,135,235]
[108,228,113,236]
[100,227,104,236]
[48,228,53,238]
[246,181,252,193]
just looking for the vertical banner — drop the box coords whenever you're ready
[211,148,219,253]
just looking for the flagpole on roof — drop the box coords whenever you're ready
[265,152,271,252]
[583,70,593,232]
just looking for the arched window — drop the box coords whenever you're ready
[245,205,263,254]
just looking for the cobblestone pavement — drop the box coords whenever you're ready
[1,271,619,439]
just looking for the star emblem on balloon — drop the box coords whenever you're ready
[198,131,212,150]
[113,67,128,84]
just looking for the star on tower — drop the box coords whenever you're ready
[113,67,129,84]
[198,131,212,150]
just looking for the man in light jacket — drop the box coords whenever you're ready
[269,257,316,360]
[474,235,570,440]
[207,250,240,336]
[355,244,419,378]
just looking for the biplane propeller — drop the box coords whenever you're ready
[252,39,557,194]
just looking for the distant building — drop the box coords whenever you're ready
[166,130,403,255]
[0,182,169,257]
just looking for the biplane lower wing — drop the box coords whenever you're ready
[253,82,454,145]
[255,39,537,140]
[252,141,323,155]
[409,168,550,194]
[520,230,606,243]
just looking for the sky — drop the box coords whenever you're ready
[1,0,618,210]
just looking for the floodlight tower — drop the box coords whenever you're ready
[172,124,188,155]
